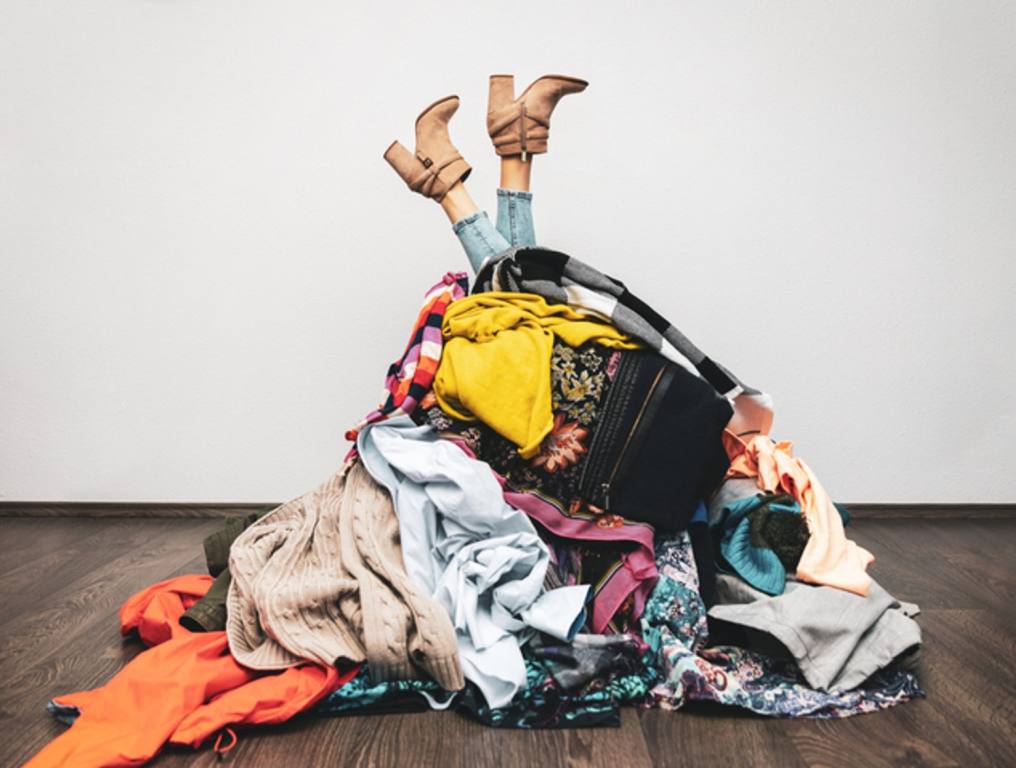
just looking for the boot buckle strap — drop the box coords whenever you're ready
[411,152,461,194]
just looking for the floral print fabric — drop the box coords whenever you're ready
[425,342,614,498]
[423,341,658,634]
[315,658,653,729]
[642,532,925,718]
[456,656,651,729]
[531,412,589,473]
[314,531,922,727]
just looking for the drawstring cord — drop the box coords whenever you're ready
[213,727,238,761]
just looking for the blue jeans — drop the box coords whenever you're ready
[453,189,535,273]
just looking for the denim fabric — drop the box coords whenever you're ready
[453,189,535,273]
[495,189,535,248]
[453,211,510,274]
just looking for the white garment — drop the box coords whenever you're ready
[357,416,589,709]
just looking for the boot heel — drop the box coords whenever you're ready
[383,140,417,182]
[488,74,515,113]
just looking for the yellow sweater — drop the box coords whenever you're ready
[434,292,641,458]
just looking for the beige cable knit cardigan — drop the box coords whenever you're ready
[226,459,464,691]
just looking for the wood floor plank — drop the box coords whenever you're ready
[912,609,1016,765]
[781,699,963,768]
[782,608,1016,768]
[900,520,1016,612]
[0,520,216,667]
[0,517,98,577]
[953,518,1016,561]
[0,521,218,767]
[145,707,653,768]
[2,517,1015,767]
[640,705,806,768]
[848,520,991,609]
[0,518,203,624]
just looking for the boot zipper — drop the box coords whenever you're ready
[520,103,528,162]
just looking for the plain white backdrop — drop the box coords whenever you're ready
[2,1,1014,503]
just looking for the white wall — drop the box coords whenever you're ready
[2,1,1014,503]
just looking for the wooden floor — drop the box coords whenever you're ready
[1,516,1013,768]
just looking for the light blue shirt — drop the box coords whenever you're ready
[357,416,588,709]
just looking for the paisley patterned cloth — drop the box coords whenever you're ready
[315,657,652,729]
[643,532,925,717]
[314,668,442,715]
[423,341,658,634]
[425,342,615,497]
[457,654,652,729]
[313,531,922,727]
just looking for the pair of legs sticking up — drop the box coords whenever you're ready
[382,73,776,442]
[383,74,588,273]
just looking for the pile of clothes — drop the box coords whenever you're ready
[27,247,924,767]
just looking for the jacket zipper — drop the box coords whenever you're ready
[600,367,667,511]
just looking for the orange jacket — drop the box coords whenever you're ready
[723,431,874,596]
[26,575,359,767]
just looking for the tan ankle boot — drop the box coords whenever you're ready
[384,96,472,202]
[487,74,588,160]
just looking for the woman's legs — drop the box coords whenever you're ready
[486,73,588,248]
[386,76,586,274]
[499,156,531,191]
[445,156,536,274]
[441,181,510,274]
[495,157,536,247]
[439,181,480,225]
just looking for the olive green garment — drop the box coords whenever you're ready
[180,512,266,632]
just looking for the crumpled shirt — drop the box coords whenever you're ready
[357,416,590,708]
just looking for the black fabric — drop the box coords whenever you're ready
[577,349,663,510]
[513,247,570,282]
[429,340,730,534]
[616,288,668,334]
[579,351,732,532]
[530,635,642,694]
[695,357,738,396]
[689,522,718,607]
[749,499,810,571]
[473,246,753,401]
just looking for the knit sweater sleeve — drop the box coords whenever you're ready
[340,464,415,682]
[353,467,464,691]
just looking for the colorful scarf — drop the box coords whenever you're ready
[347,272,469,440]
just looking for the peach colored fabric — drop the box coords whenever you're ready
[722,431,873,596]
